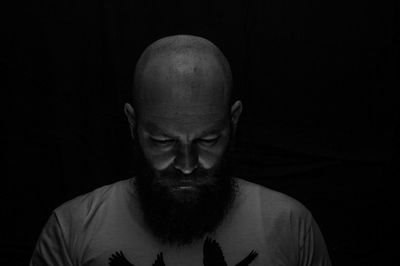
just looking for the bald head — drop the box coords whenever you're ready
[132,35,233,116]
[124,38,243,243]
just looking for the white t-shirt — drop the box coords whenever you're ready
[30,178,331,266]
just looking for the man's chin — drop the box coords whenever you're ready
[154,175,216,188]
[167,185,203,204]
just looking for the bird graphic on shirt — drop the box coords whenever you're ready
[109,251,137,266]
[108,237,258,266]
[153,253,166,266]
[203,237,258,266]
[109,251,165,266]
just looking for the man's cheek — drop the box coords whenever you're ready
[144,149,176,172]
[197,148,224,170]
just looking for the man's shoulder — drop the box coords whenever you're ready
[236,178,312,221]
[54,178,132,224]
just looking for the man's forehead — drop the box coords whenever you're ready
[140,103,227,117]
[136,101,229,138]
[140,111,229,139]
[137,85,227,114]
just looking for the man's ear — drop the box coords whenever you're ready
[124,103,136,139]
[230,100,243,133]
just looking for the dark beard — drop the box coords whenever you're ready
[132,131,237,247]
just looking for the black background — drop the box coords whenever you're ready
[3,0,399,265]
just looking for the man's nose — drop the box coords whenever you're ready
[174,143,198,175]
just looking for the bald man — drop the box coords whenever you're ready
[30,35,331,266]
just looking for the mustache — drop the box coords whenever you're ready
[153,166,218,182]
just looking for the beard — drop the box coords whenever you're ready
[132,129,238,247]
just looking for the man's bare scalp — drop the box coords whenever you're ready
[132,35,233,116]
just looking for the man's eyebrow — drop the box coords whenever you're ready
[198,127,223,137]
[143,122,171,136]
